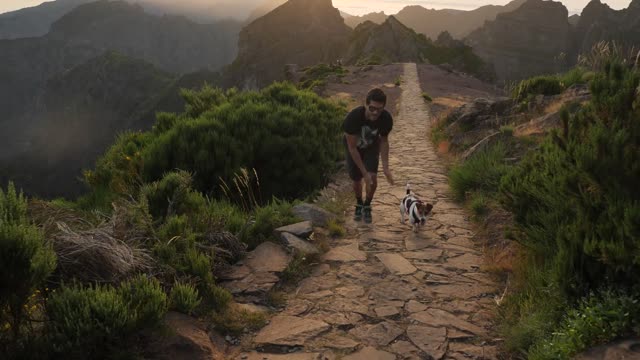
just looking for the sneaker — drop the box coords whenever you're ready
[354,204,363,221]
[363,205,372,223]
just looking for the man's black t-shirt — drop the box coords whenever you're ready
[342,106,393,150]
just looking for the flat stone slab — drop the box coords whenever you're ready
[432,213,471,229]
[342,346,396,360]
[335,285,365,298]
[368,281,415,301]
[445,253,482,272]
[348,321,404,346]
[402,249,444,261]
[317,311,364,326]
[405,233,431,250]
[322,298,369,315]
[390,340,421,356]
[374,306,400,317]
[406,325,447,360]
[410,308,484,335]
[375,253,417,275]
[279,232,319,255]
[245,242,290,273]
[302,290,333,300]
[323,242,366,262]
[253,315,330,346]
[312,333,360,351]
[274,221,314,238]
[236,352,324,360]
[405,300,428,313]
[219,265,252,280]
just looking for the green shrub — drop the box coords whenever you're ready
[0,183,56,341]
[512,68,588,102]
[500,62,640,297]
[421,92,433,102]
[242,199,299,248]
[469,193,488,217]
[512,76,564,101]
[298,64,348,90]
[140,170,206,221]
[499,125,514,137]
[327,218,346,237]
[169,282,201,315]
[117,275,168,328]
[47,277,167,357]
[205,201,248,235]
[528,290,640,360]
[200,283,232,312]
[47,284,129,356]
[449,142,511,201]
[499,62,640,356]
[210,305,267,336]
[87,83,344,202]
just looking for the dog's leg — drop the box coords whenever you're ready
[400,205,405,224]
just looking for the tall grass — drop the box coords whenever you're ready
[449,141,511,201]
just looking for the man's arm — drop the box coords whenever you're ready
[380,135,394,185]
[345,133,372,184]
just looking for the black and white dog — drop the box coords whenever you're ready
[400,183,434,232]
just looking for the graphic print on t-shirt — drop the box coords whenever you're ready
[358,125,379,149]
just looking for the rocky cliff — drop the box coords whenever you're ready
[571,0,640,60]
[48,1,240,73]
[344,11,387,29]
[465,0,571,82]
[394,0,526,40]
[229,0,351,88]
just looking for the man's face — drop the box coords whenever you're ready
[365,100,385,121]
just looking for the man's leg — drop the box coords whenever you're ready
[364,173,378,205]
[345,141,365,220]
[353,179,364,221]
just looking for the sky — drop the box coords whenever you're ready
[0,0,633,18]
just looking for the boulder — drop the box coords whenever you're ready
[292,203,336,226]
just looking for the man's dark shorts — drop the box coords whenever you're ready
[344,137,379,181]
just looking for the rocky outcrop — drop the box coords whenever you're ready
[395,0,526,40]
[571,0,640,60]
[344,11,387,29]
[146,312,225,360]
[345,16,427,64]
[228,0,351,88]
[465,0,571,82]
[47,1,240,73]
[0,0,92,39]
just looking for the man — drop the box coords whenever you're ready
[343,88,394,223]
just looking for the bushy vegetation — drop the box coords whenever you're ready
[442,54,639,358]
[86,82,344,201]
[511,67,589,102]
[47,276,167,357]
[0,183,56,349]
[498,61,640,357]
[449,141,512,201]
[298,63,348,90]
[2,82,345,357]
[170,281,201,315]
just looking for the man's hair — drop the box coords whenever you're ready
[366,88,387,106]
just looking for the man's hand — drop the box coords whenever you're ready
[383,168,394,185]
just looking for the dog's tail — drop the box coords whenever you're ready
[406,182,411,195]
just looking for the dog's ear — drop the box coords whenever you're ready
[426,203,434,214]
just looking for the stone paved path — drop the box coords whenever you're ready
[238,63,500,360]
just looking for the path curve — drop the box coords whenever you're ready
[239,63,500,360]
